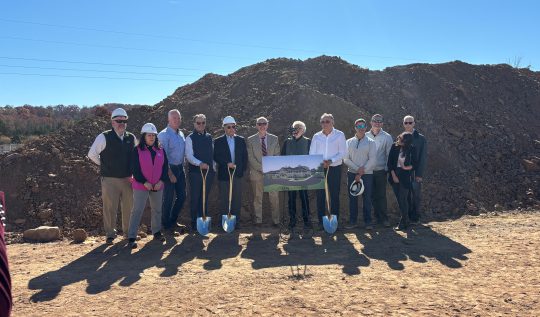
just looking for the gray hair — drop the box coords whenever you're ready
[292,120,306,132]
[193,114,206,122]
[168,109,181,118]
[403,115,415,122]
[320,113,334,121]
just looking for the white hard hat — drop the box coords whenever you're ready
[111,108,128,119]
[141,123,158,134]
[349,179,365,196]
[222,116,236,125]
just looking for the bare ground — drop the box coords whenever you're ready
[7,211,540,316]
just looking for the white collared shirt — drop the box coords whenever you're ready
[309,128,347,166]
[87,131,134,165]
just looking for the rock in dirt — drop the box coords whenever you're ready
[72,229,87,243]
[23,226,61,242]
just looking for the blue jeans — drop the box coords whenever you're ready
[347,172,373,225]
[161,164,186,229]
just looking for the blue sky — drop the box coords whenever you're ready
[1,0,539,106]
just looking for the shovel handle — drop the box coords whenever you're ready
[200,167,209,219]
[227,167,236,215]
[324,167,331,217]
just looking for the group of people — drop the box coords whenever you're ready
[88,108,427,248]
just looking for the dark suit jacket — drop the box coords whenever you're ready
[387,144,417,188]
[213,134,248,181]
[412,130,427,177]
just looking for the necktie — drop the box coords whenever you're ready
[261,136,267,156]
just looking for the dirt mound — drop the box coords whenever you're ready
[1,56,539,233]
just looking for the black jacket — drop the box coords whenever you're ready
[213,134,248,181]
[412,130,427,177]
[131,145,169,184]
[387,144,417,188]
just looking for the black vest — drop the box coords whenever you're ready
[99,130,136,178]
[283,136,310,155]
[188,131,213,172]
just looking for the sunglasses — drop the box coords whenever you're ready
[195,121,206,125]
[355,124,367,129]
[320,120,332,124]
[225,125,236,130]
[257,122,268,126]
[372,120,383,123]
[114,119,128,124]
[403,121,414,125]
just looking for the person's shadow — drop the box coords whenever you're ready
[356,224,471,270]
[158,233,206,277]
[201,233,242,270]
[28,242,124,302]
[85,238,173,294]
[242,231,370,276]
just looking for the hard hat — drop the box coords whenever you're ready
[349,179,364,196]
[141,123,158,134]
[111,108,128,119]
[222,116,236,125]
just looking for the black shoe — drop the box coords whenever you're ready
[153,232,165,242]
[128,238,137,249]
[105,237,114,245]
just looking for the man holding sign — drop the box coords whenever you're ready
[281,121,312,230]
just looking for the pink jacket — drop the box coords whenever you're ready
[132,146,165,191]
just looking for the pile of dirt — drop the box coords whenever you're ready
[1,56,539,234]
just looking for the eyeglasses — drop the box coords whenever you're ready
[114,119,128,124]
[371,120,383,123]
[320,120,332,124]
[355,124,367,129]
[195,121,206,125]
[257,122,268,126]
[225,125,236,130]
[403,121,414,125]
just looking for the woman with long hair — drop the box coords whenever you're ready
[128,123,169,248]
[387,132,417,230]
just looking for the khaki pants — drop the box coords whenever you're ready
[250,171,280,224]
[101,177,133,238]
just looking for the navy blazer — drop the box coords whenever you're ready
[213,134,248,181]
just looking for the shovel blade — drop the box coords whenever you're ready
[323,214,338,234]
[221,214,236,233]
[196,216,211,236]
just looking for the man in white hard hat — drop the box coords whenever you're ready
[158,109,187,232]
[213,116,248,226]
[247,117,281,227]
[88,108,137,244]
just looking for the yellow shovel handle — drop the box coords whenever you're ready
[200,167,209,219]
[227,166,236,215]
[324,167,331,217]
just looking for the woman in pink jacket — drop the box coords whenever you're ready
[128,123,169,249]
